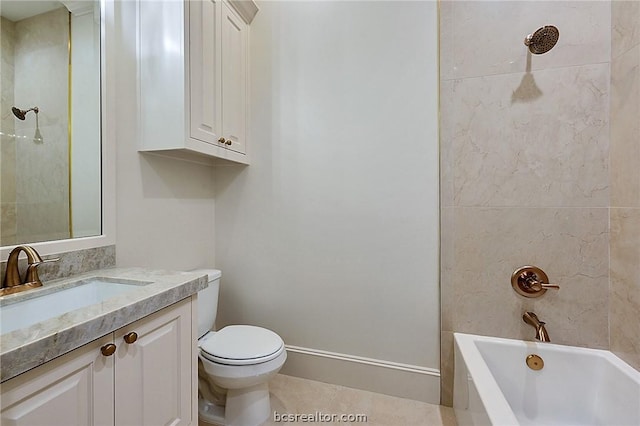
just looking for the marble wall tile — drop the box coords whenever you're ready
[440,1,611,80]
[612,0,640,59]
[1,136,16,203]
[439,80,455,209]
[1,17,16,106]
[450,64,610,208]
[12,8,70,244]
[610,208,640,371]
[440,207,455,332]
[16,201,69,244]
[610,45,640,208]
[15,124,69,202]
[439,1,454,84]
[439,1,615,402]
[449,207,609,349]
[439,331,454,407]
[1,202,17,246]
[610,1,640,373]
[1,16,17,246]
[1,17,16,57]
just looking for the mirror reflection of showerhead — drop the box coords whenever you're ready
[11,106,39,120]
[524,26,559,55]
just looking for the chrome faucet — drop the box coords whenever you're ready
[523,311,550,342]
[1,246,59,296]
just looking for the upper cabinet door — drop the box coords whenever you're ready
[138,0,187,149]
[138,0,254,163]
[189,0,222,144]
[220,1,248,154]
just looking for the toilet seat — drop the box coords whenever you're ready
[200,325,284,366]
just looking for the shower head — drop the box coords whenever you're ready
[11,106,39,120]
[524,25,559,55]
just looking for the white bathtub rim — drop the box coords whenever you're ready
[454,333,520,426]
[453,332,640,426]
[454,332,640,383]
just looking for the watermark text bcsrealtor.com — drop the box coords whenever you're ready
[273,411,368,423]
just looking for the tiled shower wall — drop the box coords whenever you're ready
[15,8,70,243]
[0,8,70,245]
[1,17,17,245]
[610,1,640,371]
[439,1,612,405]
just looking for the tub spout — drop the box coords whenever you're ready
[536,323,550,342]
[523,311,550,342]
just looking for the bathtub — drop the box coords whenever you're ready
[453,333,640,426]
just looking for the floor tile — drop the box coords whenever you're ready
[264,374,456,426]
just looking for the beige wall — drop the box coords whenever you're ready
[113,1,215,271]
[440,1,612,405]
[214,1,440,403]
[610,1,640,371]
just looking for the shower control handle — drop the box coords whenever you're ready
[511,266,559,298]
[528,280,560,292]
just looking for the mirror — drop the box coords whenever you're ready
[1,0,101,247]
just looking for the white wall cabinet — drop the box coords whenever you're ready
[1,298,196,426]
[138,0,256,165]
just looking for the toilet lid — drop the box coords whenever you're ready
[200,325,284,366]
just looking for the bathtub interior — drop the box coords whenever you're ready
[454,333,640,426]
[475,339,640,426]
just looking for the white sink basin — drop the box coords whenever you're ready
[0,279,150,335]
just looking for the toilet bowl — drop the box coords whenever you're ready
[193,269,287,426]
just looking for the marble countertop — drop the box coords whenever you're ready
[0,267,207,382]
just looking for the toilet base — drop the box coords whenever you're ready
[199,382,271,426]
[198,398,225,426]
[225,382,271,426]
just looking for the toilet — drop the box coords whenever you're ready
[194,269,287,426]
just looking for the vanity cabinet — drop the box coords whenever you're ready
[0,334,115,425]
[0,298,196,426]
[137,0,256,165]
[114,298,193,425]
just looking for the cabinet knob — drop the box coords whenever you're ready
[123,332,138,344]
[101,343,117,357]
[218,137,226,144]
[225,139,232,145]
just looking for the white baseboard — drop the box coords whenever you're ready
[279,345,440,404]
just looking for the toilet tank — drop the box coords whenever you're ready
[191,269,221,338]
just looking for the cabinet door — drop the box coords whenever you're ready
[139,0,187,150]
[220,1,248,154]
[114,299,192,426]
[189,0,222,144]
[1,335,114,426]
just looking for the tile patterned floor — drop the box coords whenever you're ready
[264,374,457,426]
